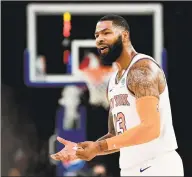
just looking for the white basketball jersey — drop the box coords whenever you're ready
[107,54,178,169]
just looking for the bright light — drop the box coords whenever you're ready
[63,12,71,22]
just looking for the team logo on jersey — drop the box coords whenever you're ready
[121,78,126,85]
[109,94,130,109]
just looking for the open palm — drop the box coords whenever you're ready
[50,137,78,161]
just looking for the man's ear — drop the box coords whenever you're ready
[122,31,129,43]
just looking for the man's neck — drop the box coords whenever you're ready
[115,45,137,72]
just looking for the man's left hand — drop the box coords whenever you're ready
[50,137,78,161]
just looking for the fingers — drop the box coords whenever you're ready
[50,151,68,161]
[77,141,90,148]
[76,148,85,156]
[76,150,88,161]
[76,148,89,160]
[60,151,68,160]
[76,151,91,161]
[57,136,70,145]
[50,153,61,161]
[76,155,88,161]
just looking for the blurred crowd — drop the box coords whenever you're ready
[6,146,111,177]
[2,84,113,177]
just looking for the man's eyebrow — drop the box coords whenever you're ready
[94,28,110,35]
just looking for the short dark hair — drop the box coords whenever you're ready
[99,14,130,32]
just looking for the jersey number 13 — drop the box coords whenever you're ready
[114,112,127,134]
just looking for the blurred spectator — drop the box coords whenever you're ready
[92,164,107,177]
[8,168,21,176]
[59,86,82,130]
[8,148,27,176]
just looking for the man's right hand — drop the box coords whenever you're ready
[76,141,98,161]
[50,137,78,161]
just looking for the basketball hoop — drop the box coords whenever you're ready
[81,66,115,109]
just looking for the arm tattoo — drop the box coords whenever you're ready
[97,141,105,152]
[158,70,166,93]
[127,59,159,99]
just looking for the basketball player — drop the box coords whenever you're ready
[51,15,184,176]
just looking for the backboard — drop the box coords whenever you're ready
[24,3,164,86]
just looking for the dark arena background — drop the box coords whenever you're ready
[2,1,192,177]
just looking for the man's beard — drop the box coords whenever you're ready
[98,36,123,66]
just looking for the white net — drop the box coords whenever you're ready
[81,67,115,109]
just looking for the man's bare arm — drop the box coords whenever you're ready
[127,59,160,98]
[96,111,119,155]
[93,59,164,152]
